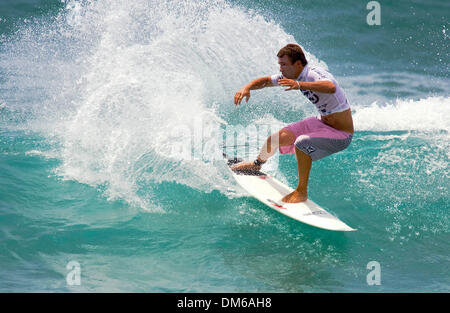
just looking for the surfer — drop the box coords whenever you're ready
[232,44,354,203]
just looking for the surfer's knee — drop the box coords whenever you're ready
[294,134,311,146]
[278,128,295,146]
[263,129,294,155]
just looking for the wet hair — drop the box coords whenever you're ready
[277,44,308,66]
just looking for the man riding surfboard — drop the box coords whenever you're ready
[232,44,354,203]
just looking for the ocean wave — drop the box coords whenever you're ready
[353,96,450,132]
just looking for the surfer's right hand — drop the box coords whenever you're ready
[234,87,250,106]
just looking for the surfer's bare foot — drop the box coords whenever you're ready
[231,161,261,172]
[281,190,307,203]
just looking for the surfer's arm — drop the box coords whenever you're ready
[298,81,336,94]
[246,76,274,90]
[278,79,336,93]
[234,76,273,105]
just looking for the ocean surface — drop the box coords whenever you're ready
[0,0,448,292]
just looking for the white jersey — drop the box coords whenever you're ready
[271,65,350,116]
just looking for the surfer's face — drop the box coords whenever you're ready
[278,55,303,79]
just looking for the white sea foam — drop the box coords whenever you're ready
[353,96,450,132]
[1,0,311,210]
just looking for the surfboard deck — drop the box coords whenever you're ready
[225,155,356,232]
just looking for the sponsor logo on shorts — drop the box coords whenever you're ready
[304,146,316,154]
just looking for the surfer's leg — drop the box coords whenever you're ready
[281,147,311,203]
[231,129,295,172]
[258,128,295,161]
[232,116,313,172]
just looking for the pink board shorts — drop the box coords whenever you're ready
[279,117,353,161]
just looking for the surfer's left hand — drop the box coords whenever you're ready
[234,87,250,105]
[278,78,300,91]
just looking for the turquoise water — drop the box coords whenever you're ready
[0,0,449,292]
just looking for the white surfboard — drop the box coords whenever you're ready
[225,155,356,232]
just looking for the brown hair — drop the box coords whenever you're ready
[277,44,308,66]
